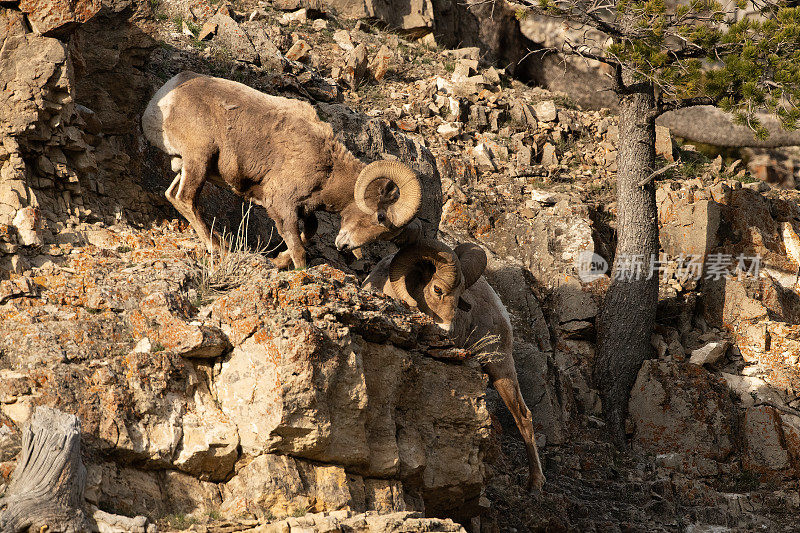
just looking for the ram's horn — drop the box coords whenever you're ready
[354,161,422,227]
[389,240,461,306]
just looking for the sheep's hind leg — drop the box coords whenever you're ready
[493,377,546,491]
[165,157,221,253]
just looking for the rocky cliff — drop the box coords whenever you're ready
[0,224,489,529]
[4,0,800,531]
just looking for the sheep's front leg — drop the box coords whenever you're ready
[166,156,221,253]
[493,376,546,491]
[271,209,307,270]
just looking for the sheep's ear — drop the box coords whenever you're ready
[458,297,472,312]
[454,243,487,288]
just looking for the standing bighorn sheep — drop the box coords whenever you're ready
[142,71,422,269]
[363,240,546,490]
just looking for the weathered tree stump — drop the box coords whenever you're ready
[0,406,91,533]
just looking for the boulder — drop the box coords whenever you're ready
[743,406,791,476]
[342,43,368,88]
[518,14,617,109]
[19,0,102,37]
[689,341,729,366]
[629,360,735,461]
[211,269,490,515]
[208,12,259,63]
[658,198,721,267]
[369,45,393,81]
[322,0,434,32]
[533,100,557,123]
[240,22,286,71]
[0,9,27,47]
[658,105,800,148]
[127,291,231,359]
[220,454,410,518]
[540,142,558,166]
[655,125,676,162]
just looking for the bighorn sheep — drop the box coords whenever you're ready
[363,240,546,490]
[142,71,422,269]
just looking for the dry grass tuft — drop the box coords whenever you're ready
[185,203,275,302]
[466,332,504,364]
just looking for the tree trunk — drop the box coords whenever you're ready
[593,79,659,447]
[0,406,91,533]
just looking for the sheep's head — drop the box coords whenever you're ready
[388,240,487,335]
[335,161,422,251]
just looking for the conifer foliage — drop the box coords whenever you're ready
[514,0,800,445]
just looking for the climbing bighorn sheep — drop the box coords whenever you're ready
[363,240,546,490]
[142,71,422,269]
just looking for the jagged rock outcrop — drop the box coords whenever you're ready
[0,226,490,524]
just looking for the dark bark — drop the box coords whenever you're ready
[0,406,91,533]
[593,75,659,447]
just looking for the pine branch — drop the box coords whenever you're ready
[561,41,620,68]
[663,42,739,65]
[515,0,627,37]
[637,162,679,187]
[652,96,718,119]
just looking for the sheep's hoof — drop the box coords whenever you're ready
[527,474,545,493]
[272,252,293,270]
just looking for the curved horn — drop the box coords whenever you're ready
[354,160,422,227]
[454,243,487,288]
[389,240,461,306]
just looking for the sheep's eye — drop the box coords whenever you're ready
[433,286,443,296]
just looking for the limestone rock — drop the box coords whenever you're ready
[689,341,729,366]
[342,43,368,89]
[702,276,770,330]
[197,20,217,40]
[19,0,102,36]
[333,29,354,51]
[471,143,496,172]
[322,0,434,31]
[533,100,558,122]
[173,383,240,480]
[744,406,791,475]
[655,125,676,162]
[0,10,27,47]
[211,267,489,515]
[0,276,37,305]
[369,45,392,81]
[280,8,308,24]
[241,22,286,71]
[721,373,787,409]
[208,12,259,63]
[86,462,222,519]
[629,360,734,461]
[658,198,721,266]
[540,142,558,166]
[220,454,409,518]
[128,291,231,359]
[286,39,311,62]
